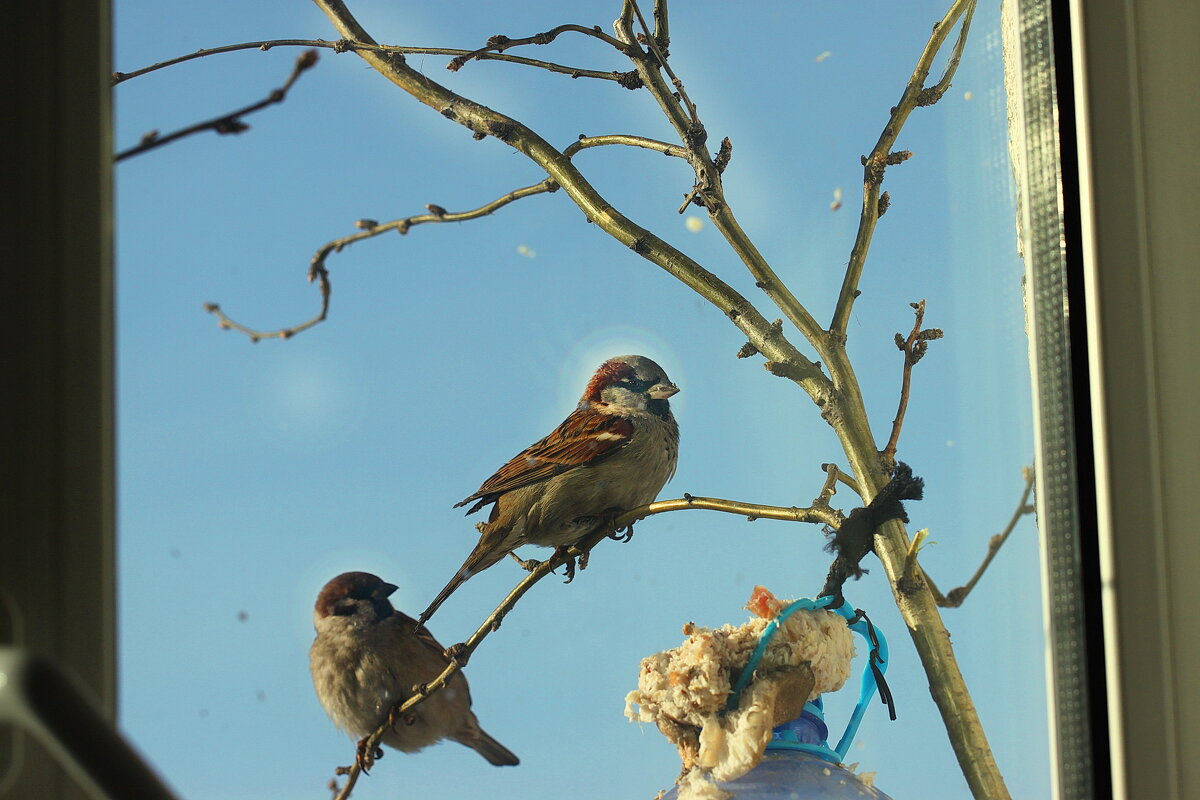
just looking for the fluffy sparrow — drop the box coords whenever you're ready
[418,354,680,625]
[309,571,519,766]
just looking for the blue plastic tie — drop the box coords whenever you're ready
[725,595,889,763]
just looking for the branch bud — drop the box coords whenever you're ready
[736,342,759,359]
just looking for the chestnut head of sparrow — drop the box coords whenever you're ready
[309,571,519,766]
[418,354,680,625]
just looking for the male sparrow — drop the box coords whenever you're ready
[418,354,680,625]
[309,571,519,766]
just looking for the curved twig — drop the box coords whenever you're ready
[204,178,560,342]
[925,466,1037,607]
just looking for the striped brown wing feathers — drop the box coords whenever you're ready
[454,407,634,513]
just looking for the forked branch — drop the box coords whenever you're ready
[881,300,945,463]
[613,1,826,351]
[829,0,976,338]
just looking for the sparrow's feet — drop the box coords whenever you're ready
[604,508,634,542]
[509,547,577,581]
[509,552,543,572]
[558,548,578,584]
[355,737,384,773]
[608,522,635,543]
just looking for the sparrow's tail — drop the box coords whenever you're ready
[417,566,471,629]
[417,526,511,628]
[457,722,520,767]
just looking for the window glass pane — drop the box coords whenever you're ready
[114,1,1059,797]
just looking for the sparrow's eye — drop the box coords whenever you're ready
[619,378,652,392]
[332,601,356,616]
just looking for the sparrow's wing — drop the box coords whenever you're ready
[454,407,634,512]
[392,609,448,659]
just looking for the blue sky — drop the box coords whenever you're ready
[114,2,1047,798]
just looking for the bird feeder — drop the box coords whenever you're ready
[627,588,896,799]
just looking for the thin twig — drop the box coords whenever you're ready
[624,494,843,529]
[204,179,559,342]
[114,39,338,83]
[925,467,1036,607]
[114,50,319,161]
[829,0,977,338]
[447,23,634,71]
[329,490,839,799]
[881,300,944,463]
[563,133,689,160]
[629,0,696,120]
[115,37,633,86]
[112,38,629,86]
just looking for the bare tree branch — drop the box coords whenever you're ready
[564,133,689,160]
[925,466,1037,607]
[114,50,319,161]
[881,300,945,463]
[114,39,337,83]
[446,23,635,72]
[204,178,560,342]
[113,38,630,86]
[628,0,697,120]
[829,0,977,338]
[624,493,843,529]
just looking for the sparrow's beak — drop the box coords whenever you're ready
[377,582,399,599]
[648,382,680,400]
